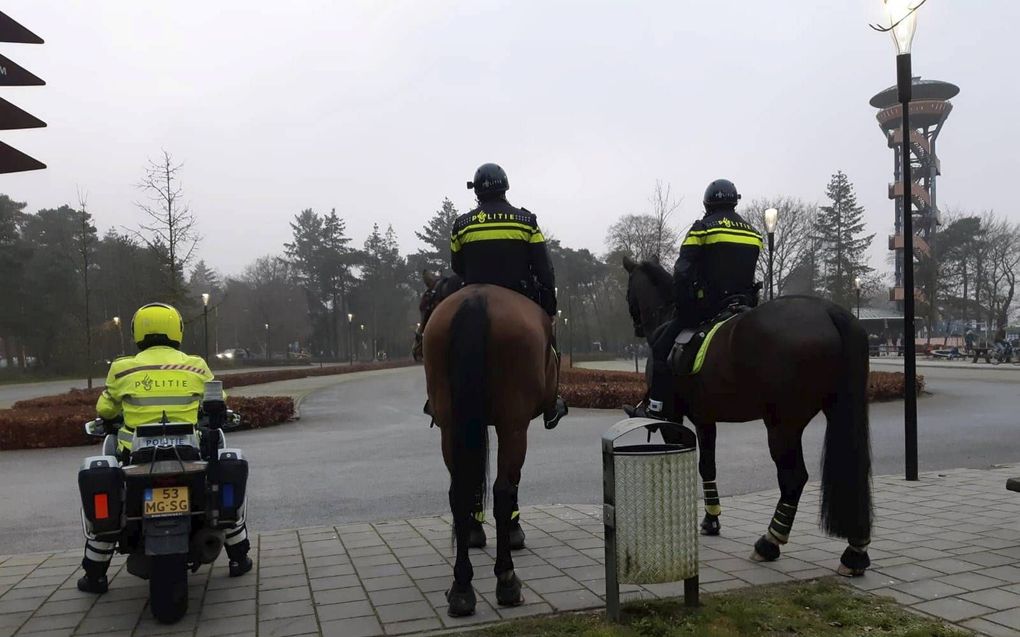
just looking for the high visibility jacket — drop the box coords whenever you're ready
[96,346,216,452]
[450,197,557,315]
[673,209,762,319]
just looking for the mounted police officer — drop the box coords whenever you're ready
[633,178,763,420]
[452,162,568,428]
[77,303,253,594]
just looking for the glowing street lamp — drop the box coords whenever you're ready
[874,0,924,481]
[112,316,125,356]
[764,208,779,300]
[854,276,862,319]
[201,293,210,360]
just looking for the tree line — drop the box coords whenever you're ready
[1,157,1016,377]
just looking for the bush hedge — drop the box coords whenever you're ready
[0,396,295,451]
[558,366,924,409]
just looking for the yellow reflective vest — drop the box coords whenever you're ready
[96,346,216,451]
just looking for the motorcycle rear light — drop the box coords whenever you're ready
[222,484,234,508]
[94,493,109,520]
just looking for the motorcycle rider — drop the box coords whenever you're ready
[453,162,567,428]
[77,303,252,594]
[633,179,762,421]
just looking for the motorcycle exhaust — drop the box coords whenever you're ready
[191,527,224,565]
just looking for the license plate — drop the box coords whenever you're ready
[142,436,187,448]
[143,486,190,517]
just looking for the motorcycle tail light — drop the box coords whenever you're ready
[94,493,109,520]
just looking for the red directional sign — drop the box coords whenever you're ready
[0,11,44,174]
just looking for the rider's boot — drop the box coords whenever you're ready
[543,396,568,430]
[77,558,109,594]
[629,360,673,421]
[226,539,253,577]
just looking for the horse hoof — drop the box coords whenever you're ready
[509,522,526,551]
[495,571,524,607]
[836,564,867,578]
[700,515,721,536]
[750,535,780,562]
[446,584,476,617]
[468,521,486,549]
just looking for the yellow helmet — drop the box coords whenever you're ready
[131,303,184,347]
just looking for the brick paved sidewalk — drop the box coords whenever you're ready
[2,466,1020,636]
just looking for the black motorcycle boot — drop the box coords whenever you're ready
[77,558,109,594]
[631,361,673,421]
[226,539,253,577]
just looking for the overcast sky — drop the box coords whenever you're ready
[1,1,1016,277]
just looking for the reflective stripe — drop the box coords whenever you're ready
[117,429,133,442]
[702,233,763,247]
[122,394,200,407]
[452,227,533,252]
[114,363,208,379]
[529,231,546,244]
[453,221,536,241]
[224,524,248,546]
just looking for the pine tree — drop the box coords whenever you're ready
[414,197,459,274]
[814,171,875,308]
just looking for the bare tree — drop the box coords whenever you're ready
[649,180,682,264]
[135,150,198,295]
[744,196,818,297]
[984,214,1020,334]
[605,214,661,262]
[76,188,96,387]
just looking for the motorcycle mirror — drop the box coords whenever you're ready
[221,410,242,431]
[83,419,106,438]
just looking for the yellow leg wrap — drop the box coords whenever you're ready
[473,511,486,523]
[705,504,722,516]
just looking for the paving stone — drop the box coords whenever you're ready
[258,574,309,591]
[361,574,413,592]
[258,614,319,637]
[527,576,584,595]
[960,587,1020,611]
[202,585,255,604]
[313,586,367,605]
[15,611,85,633]
[74,613,140,634]
[934,571,1008,591]
[977,565,1020,584]
[876,564,944,582]
[258,599,314,620]
[381,617,443,635]
[316,599,374,621]
[199,598,257,620]
[257,586,311,605]
[962,617,1018,637]
[540,588,603,612]
[367,586,425,606]
[870,586,923,605]
[308,575,359,592]
[320,615,383,637]
[979,607,1020,631]
[356,564,406,579]
[375,600,435,623]
[913,596,991,621]
[496,601,554,620]
[259,563,307,579]
[892,578,967,601]
[731,568,792,586]
[306,563,355,579]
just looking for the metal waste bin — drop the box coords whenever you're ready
[603,418,699,620]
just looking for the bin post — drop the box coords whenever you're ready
[603,417,699,621]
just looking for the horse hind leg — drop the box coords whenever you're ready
[694,422,722,536]
[493,430,526,607]
[751,419,809,563]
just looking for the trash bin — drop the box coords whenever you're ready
[603,417,699,620]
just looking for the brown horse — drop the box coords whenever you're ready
[421,280,560,616]
[623,256,873,576]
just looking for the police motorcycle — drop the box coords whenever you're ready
[77,381,248,624]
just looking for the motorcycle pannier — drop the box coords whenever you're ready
[208,450,248,527]
[78,456,124,535]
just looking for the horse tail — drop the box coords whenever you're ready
[819,305,873,541]
[448,294,490,530]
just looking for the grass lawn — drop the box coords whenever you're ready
[465,579,967,637]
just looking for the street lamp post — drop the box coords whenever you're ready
[347,313,354,365]
[112,316,125,357]
[360,324,365,361]
[264,323,270,361]
[854,277,862,319]
[877,0,922,481]
[764,208,778,301]
[201,293,210,361]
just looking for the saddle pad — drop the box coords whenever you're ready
[691,315,735,375]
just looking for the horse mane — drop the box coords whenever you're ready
[637,260,674,302]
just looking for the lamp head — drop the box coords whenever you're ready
[201,293,210,306]
[113,316,120,326]
[883,0,920,55]
[764,208,779,233]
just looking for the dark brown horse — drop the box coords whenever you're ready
[421,279,560,616]
[623,256,873,576]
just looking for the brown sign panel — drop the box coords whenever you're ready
[0,12,43,44]
[0,96,44,130]
[0,140,45,173]
[0,54,43,86]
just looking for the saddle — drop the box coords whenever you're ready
[668,294,755,376]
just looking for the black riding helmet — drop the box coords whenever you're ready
[703,179,740,212]
[467,163,509,199]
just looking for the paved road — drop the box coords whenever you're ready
[1,363,1017,555]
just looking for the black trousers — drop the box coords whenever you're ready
[651,307,701,363]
